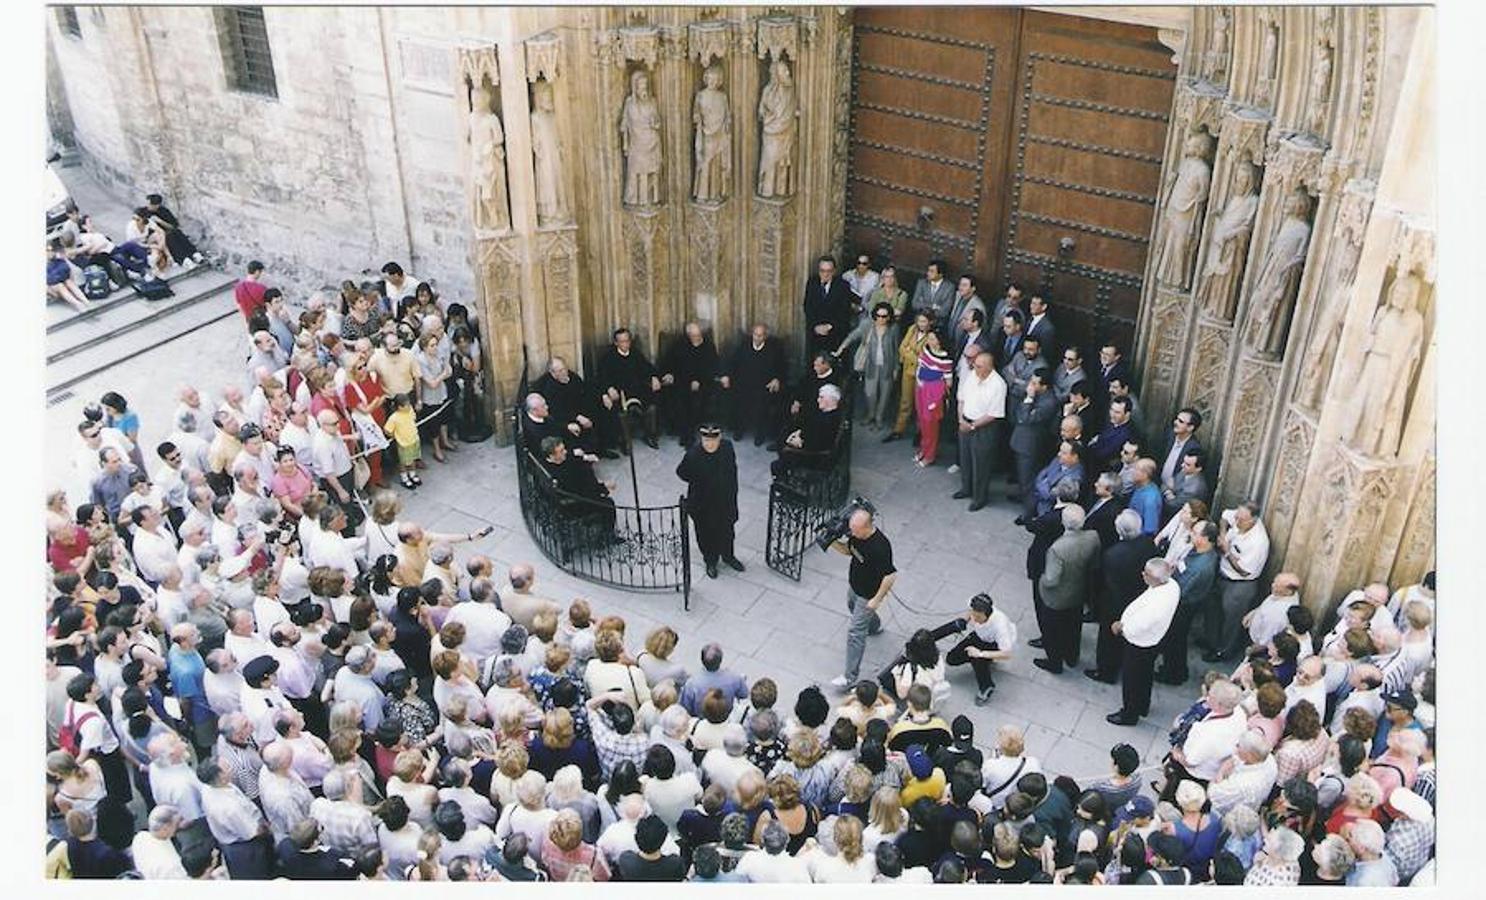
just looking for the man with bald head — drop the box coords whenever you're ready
[499,562,561,630]
[310,408,361,528]
[721,322,786,445]
[1106,557,1180,725]
[661,321,721,447]
[827,507,895,691]
[534,355,619,459]
[256,740,314,844]
[1242,572,1304,648]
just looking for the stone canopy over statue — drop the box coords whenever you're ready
[1152,131,1213,289]
[756,58,799,198]
[469,79,511,232]
[1244,190,1313,355]
[620,69,663,207]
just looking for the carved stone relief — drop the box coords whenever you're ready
[687,20,730,68]
[691,64,732,203]
[757,56,800,198]
[623,209,663,338]
[1152,131,1213,289]
[1265,407,1317,545]
[689,203,723,324]
[1185,322,1232,423]
[1143,287,1194,420]
[1307,11,1336,136]
[756,15,799,64]
[1296,179,1374,409]
[1390,454,1435,583]
[1336,464,1398,588]
[1203,7,1231,83]
[1337,262,1429,458]
[619,68,664,207]
[537,228,579,364]
[1242,188,1312,356]
[1196,160,1259,321]
[524,32,561,83]
[1216,359,1280,501]
[1256,13,1279,107]
[529,79,571,227]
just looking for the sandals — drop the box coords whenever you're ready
[400,473,418,489]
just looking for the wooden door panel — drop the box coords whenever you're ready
[1014,220,1151,276]
[854,73,983,124]
[851,145,975,196]
[1031,59,1181,110]
[851,108,981,160]
[856,33,990,84]
[1026,105,1170,158]
[1021,147,1165,198]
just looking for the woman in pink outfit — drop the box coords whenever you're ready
[913,331,955,467]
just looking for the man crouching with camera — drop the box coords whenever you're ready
[826,507,895,693]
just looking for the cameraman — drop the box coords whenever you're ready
[827,508,895,692]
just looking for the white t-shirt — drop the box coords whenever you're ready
[445,602,512,663]
[972,609,1017,650]
[958,369,1007,421]
[736,848,813,883]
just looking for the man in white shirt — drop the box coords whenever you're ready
[1205,502,1271,663]
[331,647,386,733]
[278,402,317,473]
[940,593,1015,706]
[953,351,1007,512]
[1107,557,1181,725]
[1206,731,1279,816]
[1242,572,1302,648]
[595,794,680,865]
[701,727,759,799]
[735,820,813,882]
[1168,678,1248,783]
[1283,656,1327,716]
[445,579,512,663]
[1320,583,1397,651]
[308,504,365,582]
[225,609,272,667]
[129,505,179,584]
[311,409,357,513]
[131,806,189,879]
[256,740,315,843]
[204,649,246,717]
[147,733,207,832]
[198,758,273,878]
[169,408,214,476]
[381,261,423,307]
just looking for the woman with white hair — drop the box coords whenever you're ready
[546,764,603,843]
[1306,832,1356,886]
[1244,825,1304,885]
[1168,779,1222,880]
[495,769,558,860]
[980,724,1042,810]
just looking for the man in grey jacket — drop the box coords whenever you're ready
[910,259,955,324]
[1034,504,1102,673]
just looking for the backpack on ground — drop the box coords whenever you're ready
[133,276,174,301]
[81,265,111,301]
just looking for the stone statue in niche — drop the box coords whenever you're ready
[1338,270,1427,457]
[757,57,799,198]
[1244,190,1313,356]
[1197,161,1261,321]
[691,64,732,203]
[1296,198,1369,409]
[469,78,511,231]
[1205,8,1231,81]
[1152,132,1212,289]
[1257,19,1279,103]
[620,69,663,207]
[1307,40,1334,136]
[530,79,570,226]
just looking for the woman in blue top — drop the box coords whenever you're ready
[1169,779,1225,881]
[100,392,145,471]
[47,241,91,311]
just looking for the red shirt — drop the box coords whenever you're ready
[235,278,268,322]
[47,526,91,573]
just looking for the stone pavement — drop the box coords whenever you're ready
[48,313,1207,778]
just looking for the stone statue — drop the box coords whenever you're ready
[757,58,799,198]
[530,79,570,226]
[691,64,732,203]
[1257,20,1279,103]
[620,69,663,207]
[1308,41,1334,135]
[1338,270,1427,457]
[1204,8,1231,81]
[469,80,511,231]
[1153,132,1212,288]
[1197,161,1261,320]
[1296,195,1370,409]
[1244,190,1313,355]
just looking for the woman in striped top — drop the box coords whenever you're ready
[913,330,955,467]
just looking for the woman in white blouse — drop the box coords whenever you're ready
[802,815,878,882]
[890,629,949,709]
[1155,499,1208,567]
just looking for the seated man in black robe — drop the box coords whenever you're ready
[595,327,661,450]
[540,436,617,539]
[774,351,845,451]
[659,321,721,447]
[533,356,619,459]
[772,383,845,478]
[721,322,786,446]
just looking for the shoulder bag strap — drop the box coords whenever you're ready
[985,758,1028,800]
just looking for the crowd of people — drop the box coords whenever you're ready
[43,248,1437,885]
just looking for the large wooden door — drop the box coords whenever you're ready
[846,8,1176,358]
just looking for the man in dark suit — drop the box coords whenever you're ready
[1035,505,1102,673]
[677,424,743,579]
[660,321,721,447]
[542,436,617,536]
[989,283,1025,334]
[803,255,855,355]
[910,258,956,323]
[995,309,1026,371]
[1096,342,1132,394]
[1155,407,1204,496]
[1063,381,1101,445]
[533,356,618,459]
[1085,396,1137,473]
[1010,369,1061,520]
[952,308,996,376]
[721,322,787,446]
[1085,509,1158,683]
[1163,450,1212,518]
[786,352,845,429]
[1083,471,1125,549]
[596,327,662,450]
[1027,438,1085,524]
[1024,293,1057,356]
[772,383,844,477]
[276,819,357,880]
[1024,480,1077,655]
[1154,520,1219,686]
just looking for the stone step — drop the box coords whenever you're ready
[46,263,229,333]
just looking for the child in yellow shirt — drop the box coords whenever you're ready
[383,394,422,489]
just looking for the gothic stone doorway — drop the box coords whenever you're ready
[845,7,1177,358]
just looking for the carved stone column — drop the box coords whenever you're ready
[685,20,733,331]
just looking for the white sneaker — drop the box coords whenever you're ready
[947,464,961,474]
[827,676,852,692]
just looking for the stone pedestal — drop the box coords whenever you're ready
[687,201,726,327]
[473,233,526,442]
[752,194,798,348]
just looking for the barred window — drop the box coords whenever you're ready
[215,6,278,98]
[56,7,82,38]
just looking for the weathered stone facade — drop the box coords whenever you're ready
[47,5,1435,620]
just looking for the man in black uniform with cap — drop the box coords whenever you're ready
[660,322,721,447]
[676,423,743,579]
[721,322,786,445]
[596,327,661,450]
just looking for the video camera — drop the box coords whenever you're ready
[814,496,876,551]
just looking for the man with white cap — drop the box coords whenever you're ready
[1384,787,1434,882]
[332,646,385,732]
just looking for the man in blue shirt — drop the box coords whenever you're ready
[1028,439,1084,522]
[1128,458,1164,535]
[678,643,748,718]
[1155,520,1219,686]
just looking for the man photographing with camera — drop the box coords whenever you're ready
[828,508,895,692]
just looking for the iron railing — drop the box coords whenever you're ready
[764,375,856,581]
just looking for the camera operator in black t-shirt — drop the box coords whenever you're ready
[827,507,896,692]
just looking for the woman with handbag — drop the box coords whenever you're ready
[833,301,901,429]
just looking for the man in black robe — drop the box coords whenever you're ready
[802,255,855,356]
[520,393,558,461]
[595,327,661,450]
[541,436,616,537]
[676,424,743,579]
[721,322,786,445]
[772,383,844,477]
[144,192,204,265]
[533,356,619,459]
[660,322,721,447]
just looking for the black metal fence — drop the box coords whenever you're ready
[764,385,855,581]
[512,414,692,608]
